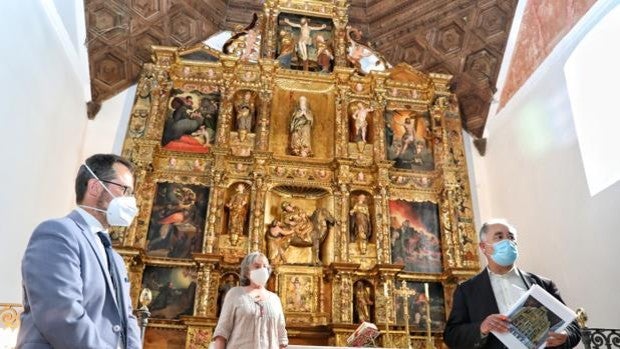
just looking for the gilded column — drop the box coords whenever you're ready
[215,58,237,146]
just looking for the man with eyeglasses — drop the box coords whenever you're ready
[17,154,142,349]
[443,218,581,349]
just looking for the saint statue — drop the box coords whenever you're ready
[226,184,249,246]
[267,201,313,264]
[217,274,238,316]
[279,201,313,244]
[277,30,294,69]
[315,34,333,73]
[354,281,373,323]
[234,91,255,132]
[289,96,314,157]
[350,102,373,143]
[350,193,371,254]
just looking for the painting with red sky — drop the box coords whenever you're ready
[389,199,442,273]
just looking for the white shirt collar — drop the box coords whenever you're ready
[487,265,520,278]
[75,207,106,235]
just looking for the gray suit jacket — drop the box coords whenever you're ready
[17,210,141,349]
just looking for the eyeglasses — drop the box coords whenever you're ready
[101,179,133,196]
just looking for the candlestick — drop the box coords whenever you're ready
[423,283,435,349]
[383,281,391,348]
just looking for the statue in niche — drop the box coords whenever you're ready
[216,274,239,316]
[267,202,336,265]
[289,96,314,157]
[354,281,373,323]
[350,102,373,143]
[226,184,249,246]
[284,17,326,70]
[277,30,294,69]
[234,91,256,132]
[350,193,371,254]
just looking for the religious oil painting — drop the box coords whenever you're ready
[384,109,434,171]
[395,281,445,332]
[389,200,442,273]
[276,13,334,73]
[144,327,186,349]
[145,182,209,259]
[283,274,313,313]
[161,88,220,153]
[141,266,197,320]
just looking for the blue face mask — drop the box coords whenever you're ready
[490,239,518,266]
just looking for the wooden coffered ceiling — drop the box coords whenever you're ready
[85,0,518,138]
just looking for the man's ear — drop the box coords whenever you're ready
[479,242,487,253]
[85,178,102,198]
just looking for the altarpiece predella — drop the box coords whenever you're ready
[115,1,480,347]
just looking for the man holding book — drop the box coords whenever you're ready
[443,218,581,348]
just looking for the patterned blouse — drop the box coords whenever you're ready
[213,286,288,348]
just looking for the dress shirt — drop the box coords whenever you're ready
[487,266,527,314]
[75,207,109,266]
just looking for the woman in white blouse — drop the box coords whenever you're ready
[212,252,288,348]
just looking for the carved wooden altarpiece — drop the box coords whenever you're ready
[115,1,480,347]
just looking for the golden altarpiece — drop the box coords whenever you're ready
[115,0,480,347]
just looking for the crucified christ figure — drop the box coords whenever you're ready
[284,17,326,69]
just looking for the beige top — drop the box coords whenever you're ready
[213,286,288,349]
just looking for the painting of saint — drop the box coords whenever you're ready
[395,281,445,331]
[161,88,220,153]
[146,183,209,259]
[389,200,442,273]
[385,109,434,171]
[141,266,197,320]
[285,276,311,313]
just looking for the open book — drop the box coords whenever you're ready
[346,322,380,347]
[492,284,577,349]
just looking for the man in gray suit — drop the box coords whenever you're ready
[17,154,142,349]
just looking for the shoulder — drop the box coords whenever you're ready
[456,270,488,292]
[30,214,81,242]
[520,269,556,288]
[227,286,245,297]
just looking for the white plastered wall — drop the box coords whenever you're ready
[0,0,134,304]
[468,0,620,328]
[0,0,91,302]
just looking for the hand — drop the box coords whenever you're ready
[545,331,568,347]
[480,314,510,335]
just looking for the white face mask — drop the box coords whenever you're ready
[249,267,270,287]
[81,164,139,227]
